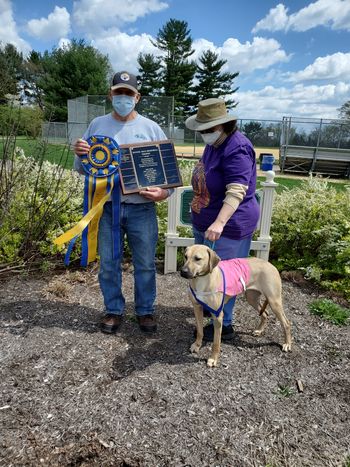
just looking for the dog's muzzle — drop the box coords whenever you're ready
[180,268,193,279]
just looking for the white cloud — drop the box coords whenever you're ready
[58,38,71,49]
[92,30,161,73]
[252,3,289,33]
[235,82,350,120]
[191,36,290,75]
[27,6,70,41]
[191,39,218,62]
[72,0,168,32]
[253,0,350,33]
[288,52,350,82]
[220,37,290,74]
[0,0,31,54]
[91,31,289,94]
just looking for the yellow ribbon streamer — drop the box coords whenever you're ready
[87,177,109,263]
[54,177,112,248]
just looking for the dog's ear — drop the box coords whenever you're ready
[207,247,220,272]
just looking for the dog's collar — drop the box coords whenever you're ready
[189,267,226,318]
[194,271,210,278]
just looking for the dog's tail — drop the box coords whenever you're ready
[259,299,269,316]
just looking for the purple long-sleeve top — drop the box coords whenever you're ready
[191,130,260,240]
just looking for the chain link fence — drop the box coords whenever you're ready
[281,116,350,149]
[42,96,350,155]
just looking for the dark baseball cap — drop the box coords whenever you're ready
[110,71,139,93]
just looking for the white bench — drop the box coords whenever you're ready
[164,171,278,274]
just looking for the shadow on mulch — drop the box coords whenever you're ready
[1,298,283,381]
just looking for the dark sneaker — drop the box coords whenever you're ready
[100,314,123,334]
[203,308,212,318]
[194,323,234,342]
[137,314,157,333]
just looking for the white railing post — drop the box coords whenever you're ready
[164,192,179,274]
[257,170,278,260]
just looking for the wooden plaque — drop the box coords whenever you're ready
[119,140,183,194]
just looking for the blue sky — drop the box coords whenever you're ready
[1,0,350,120]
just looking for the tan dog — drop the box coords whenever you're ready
[180,245,292,367]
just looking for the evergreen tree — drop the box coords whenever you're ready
[194,50,239,108]
[38,39,111,121]
[21,50,45,108]
[137,53,171,127]
[137,53,163,96]
[338,101,350,120]
[0,43,23,103]
[152,18,196,116]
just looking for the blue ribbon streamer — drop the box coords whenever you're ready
[111,172,120,260]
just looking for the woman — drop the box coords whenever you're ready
[185,98,260,341]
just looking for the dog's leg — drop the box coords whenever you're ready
[246,290,269,336]
[254,299,269,336]
[207,313,223,367]
[268,298,292,352]
[190,303,204,354]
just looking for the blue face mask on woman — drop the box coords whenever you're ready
[112,95,136,117]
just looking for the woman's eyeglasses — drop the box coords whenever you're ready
[199,128,216,134]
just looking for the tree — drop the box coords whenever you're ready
[21,50,45,108]
[152,19,196,116]
[242,121,264,144]
[193,50,239,108]
[137,53,163,96]
[338,101,350,120]
[38,39,111,121]
[0,43,23,103]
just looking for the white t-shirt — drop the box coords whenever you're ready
[74,112,167,203]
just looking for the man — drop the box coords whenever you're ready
[73,71,170,334]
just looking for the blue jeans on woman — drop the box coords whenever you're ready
[193,227,252,327]
[98,202,158,316]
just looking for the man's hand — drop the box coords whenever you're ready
[139,186,169,202]
[205,219,225,242]
[73,138,90,156]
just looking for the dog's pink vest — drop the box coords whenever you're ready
[218,258,251,295]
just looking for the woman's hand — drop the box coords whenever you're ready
[205,219,225,241]
[139,186,169,202]
[73,138,90,156]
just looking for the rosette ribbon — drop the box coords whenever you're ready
[54,135,121,266]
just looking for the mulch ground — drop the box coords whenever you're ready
[0,266,349,467]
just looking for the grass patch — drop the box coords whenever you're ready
[0,137,75,169]
[257,176,349,193]
[308,299,350,326]
[276,384,294,397]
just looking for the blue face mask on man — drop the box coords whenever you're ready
[112,95,136,117]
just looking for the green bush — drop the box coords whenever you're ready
[0,146,84,266]
[270,177,350,299]
[0,105,44,138]
[308,298,349,325]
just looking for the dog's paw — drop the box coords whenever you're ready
[282,343,292,352]
[190,342,201,354]
[207,357,218,367]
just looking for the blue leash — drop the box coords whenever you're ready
[189,239,226,318]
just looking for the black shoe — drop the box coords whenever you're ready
[203,308,212,318]
[100,314,123,334]
[194,323,234,342]
[137,314,157,333]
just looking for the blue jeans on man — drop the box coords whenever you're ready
[98,202,158,331]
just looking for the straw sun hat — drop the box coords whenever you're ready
[185,98,237,132]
